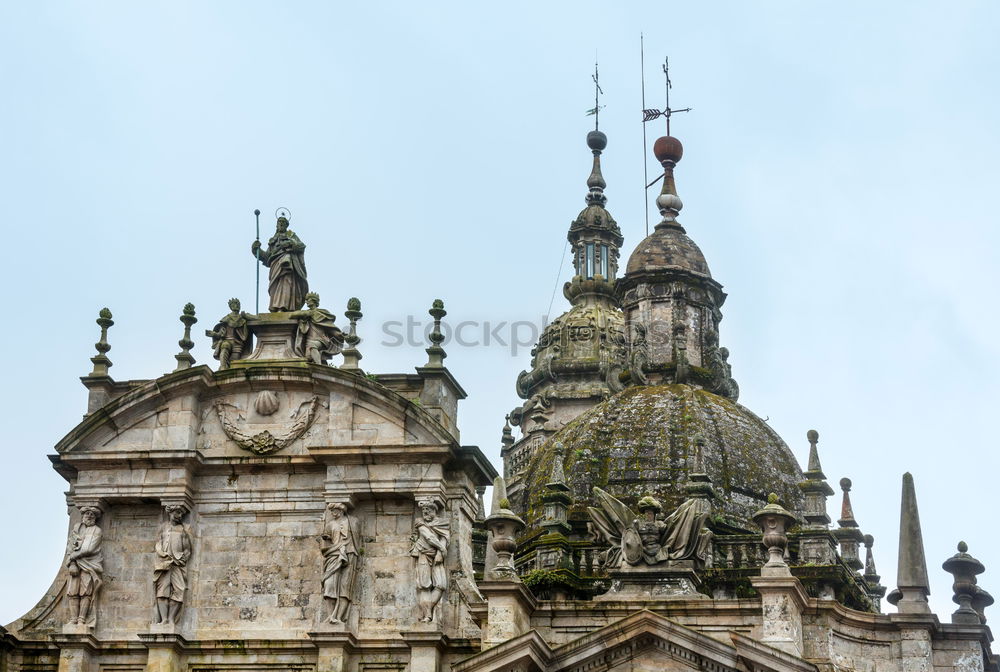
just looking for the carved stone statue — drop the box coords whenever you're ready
[318,503,362,624]
[290,292,344,364]
[589,488,712,570]
[205,298,251,370]
[153,504,192,624]
[251,215,308,312]
[410,499,449,623]
[66,506,103,627]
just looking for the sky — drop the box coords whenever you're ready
[2,1,999,626]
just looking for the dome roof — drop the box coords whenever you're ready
[625,225,711,278]
[519,384,804,531]
[568,203,623,246]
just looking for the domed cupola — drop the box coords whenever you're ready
[616,135,737,398]
[516,133,804,533]
[504,130,628,498]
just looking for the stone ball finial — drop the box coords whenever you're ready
[807,429,819,442]
[347,297,361,311]
[959,541,969,553]
[840,477,852,491]
[587,130,608,151]
[99,307,113,320]
[864,533,874,548]
[653,135,683,164]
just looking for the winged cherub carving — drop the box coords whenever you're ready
[588,487,713,569]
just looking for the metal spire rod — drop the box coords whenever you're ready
[640,34,649,236]
[253,208,261,314]
[586,60,604,129]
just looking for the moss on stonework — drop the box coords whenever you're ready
[517,383,805,532]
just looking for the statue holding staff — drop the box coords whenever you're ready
[251,214,308,312]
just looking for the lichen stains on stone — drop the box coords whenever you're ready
[520,384,805,531]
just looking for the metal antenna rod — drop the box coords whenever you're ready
[640,34,649,236]
[253,208,261,314]
[664,57,671,135]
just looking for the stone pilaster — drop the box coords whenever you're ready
[309,631,357,672]
[750,576,809,657]
[477,581,537,651]
[54,634,98,672]
[137,632,187,672]
[401,631,449,672]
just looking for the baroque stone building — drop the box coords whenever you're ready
[1,119,996,672]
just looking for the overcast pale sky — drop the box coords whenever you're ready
[2,1,999,625]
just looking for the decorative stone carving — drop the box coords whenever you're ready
[254,390,280,416]
[484,477,525,580]
[290,292,344,364]
[205,298,251,370]
[251,215,308,312]
[942,541,986,624]
[753,494,797,577]
[65,506,103,628]
[153,504,192,624]
[318,502,362,624]
[214,396,320,454]
[173,303,197,371]
[588,488,712,570]
[410,498,449,622]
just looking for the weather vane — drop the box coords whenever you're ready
[586,61,605,130]
[642,57,691,135]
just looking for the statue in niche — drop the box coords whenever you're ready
[205,298,251,370]
[318,502,362,624]
[251,215,308,312]
[66,506,103,627]
[153,504,192,624]
[410,498,450,623]
[290,292,344,364]
[589,488,712,569]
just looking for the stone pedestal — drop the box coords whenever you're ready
[478,580,537,650]
[401,631,449,672]
[309,631,357,672]
[137,633,187,672]
[54,634,98,672]
[237,314,302,363]
[595,565,707,600]
[888,614,937,672]
[750,575,809,657]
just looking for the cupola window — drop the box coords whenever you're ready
[586,243,595,278]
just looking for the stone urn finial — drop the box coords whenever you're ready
[942,541,986,624]
[485,476,525,580]
[753,493,797,577]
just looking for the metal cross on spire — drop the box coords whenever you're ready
[586,61,605,130]
[642,56,691,135]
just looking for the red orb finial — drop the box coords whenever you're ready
[653,136,683,164]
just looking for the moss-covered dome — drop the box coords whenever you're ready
[624,224,711,278]
[519,384,804,531]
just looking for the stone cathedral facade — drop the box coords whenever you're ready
[1,120,996,672]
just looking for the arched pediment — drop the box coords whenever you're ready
[454,610,817,672]
[54,364,457,460]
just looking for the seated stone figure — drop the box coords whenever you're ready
[205,298,251,369]
[290,292,344,364]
